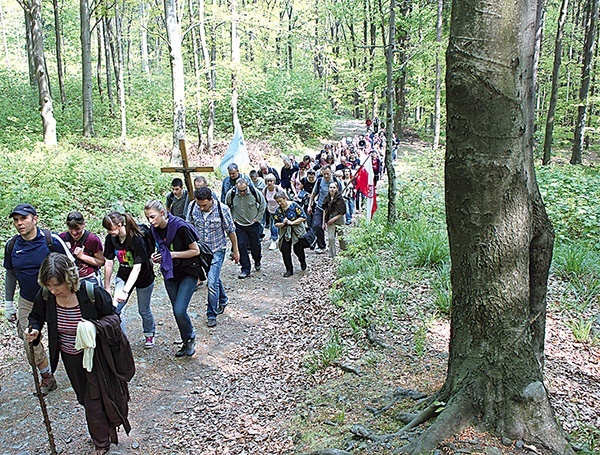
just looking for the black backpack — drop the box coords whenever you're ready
[137,224,156,256]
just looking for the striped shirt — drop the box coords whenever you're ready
[57,305,83,355]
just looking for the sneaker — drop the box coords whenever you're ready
[94,448,110,455]
[207,318,217,328]
[255,262,262,271]
[283,270,293,277]
[300,262,307,271]
[144,336,155,349]
[40,372,57,396]
[268,241,277,250]
[238,271,250,279]
[314,248,325,254]
[175,338,196,357]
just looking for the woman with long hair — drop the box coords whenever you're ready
[102,212,156,348]
[144,200,201,355]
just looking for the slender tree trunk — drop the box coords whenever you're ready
[20,0,57,145]
[140,2,150,75]
[114,2,127,141]
[164,0,186,161]
[571,0,599,165]
[96,23,103,100]
[200,0,215,154]
[385,0,396,225]
[52,0,66,104]
[188,0,204,150]
[543,0,570,165]
[231,0,240,126]
[24,9,35,86]
[433,0,443,149]
[0,0,9,69]
[103,17,116,117]
[400,0,571,452]
[81,0,94,137]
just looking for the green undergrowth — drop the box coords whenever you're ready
[318,146,600,450]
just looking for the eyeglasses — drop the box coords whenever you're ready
[67,213,84,222]
[238,188,248,194]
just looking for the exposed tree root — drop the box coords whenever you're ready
[304,449,353,455]
[366,387,431,417]
[331,361,361,376]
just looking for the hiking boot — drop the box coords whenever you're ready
[300,261,307,271]
[283,270,293,277]
[238,271,250,279]
[144,336,155,349]
[40,372,57,396]
[255,262,262,271]
[94,448,110,455]
[175,338,196,357]
[216,301,228,315]
[207,318,217,328]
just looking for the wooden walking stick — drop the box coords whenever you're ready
[26,328,58,455]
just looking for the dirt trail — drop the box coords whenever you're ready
[0,119,366,455]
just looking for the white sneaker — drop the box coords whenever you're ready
[315,248,325,254]
[269,241,277,250]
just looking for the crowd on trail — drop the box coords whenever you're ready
[2,126,394,455]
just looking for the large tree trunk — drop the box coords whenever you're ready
[81,0,94,137]
[20,0,57,145]
[52,0,66,104]
[571,0,599,165]
[164,0,186,163]
[542,0,569,165]
[24,8,35,86]
[400,0,572,453]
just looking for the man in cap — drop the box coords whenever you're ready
[4,204,73,395]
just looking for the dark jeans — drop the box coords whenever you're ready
[312,207,326,249]
[235,222,262,273]
[62,351,110,450]
[280,239,306,273]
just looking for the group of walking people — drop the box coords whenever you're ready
[2,132,380,454]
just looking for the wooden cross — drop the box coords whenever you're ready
[161,139,214,200]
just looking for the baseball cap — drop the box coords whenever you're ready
[9,204,37,218]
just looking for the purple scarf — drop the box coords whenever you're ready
[150,213,197,280]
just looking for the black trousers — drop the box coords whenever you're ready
[280,239,306,273]
[61,351,111,450]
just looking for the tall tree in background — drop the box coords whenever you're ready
[140,2,150,75]
[385,0,396,225]
[81,0,94,136]
[432,0,443,149]
[542,0,570,165]
[52,0,66,104]
[0,0,8,69]
[199,0,215,154]
[230,0,240,127]
[399,0,572,452]
[164,0,186,161]
[571,0,599,165]
[18,0,57,145]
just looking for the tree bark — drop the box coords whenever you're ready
[81,0,94,137]
[542,0,570,165]
[200,0,215,155]
[140,2,150,75]
[230,0,240,127]
[24,8,35,87]
[188,0,204,150]
[385,0,396,225]
[51,0,66,104]
[400,0,572,452]
[0,0,9,69]
[571,0,599,165]
[113,2,127,141]
[102,17,116,117]
[432,0,443,149]
[20,0,57,145]
[164,0,186,162]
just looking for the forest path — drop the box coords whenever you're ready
[0,118,366,455]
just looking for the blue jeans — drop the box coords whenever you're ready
[164,275,197,341]
[266,211,278,240]
[345,198,354,224]
[207,248,228,319]
[235,222,262,274]
[312,207,326,249]
[115,277,155,337]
